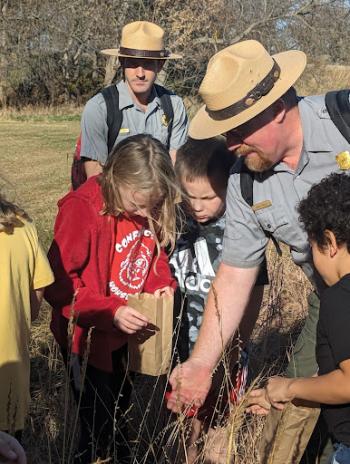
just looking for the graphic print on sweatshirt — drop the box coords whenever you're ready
[109,215,155,300]
[170,215,225,352]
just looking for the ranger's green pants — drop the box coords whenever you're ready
[285,291,320,378]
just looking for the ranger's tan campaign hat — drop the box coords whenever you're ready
[101,21,181,60]
[189,40,306,139]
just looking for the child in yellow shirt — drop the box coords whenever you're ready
[0,194,53,437]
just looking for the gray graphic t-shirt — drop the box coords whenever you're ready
[170,214,225,354]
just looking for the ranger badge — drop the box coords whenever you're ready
[336,151,350,170]
[161,114,169,127]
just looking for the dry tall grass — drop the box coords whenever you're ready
[0,104,82,120]
[296,63,350,96]
[25,243,311,464]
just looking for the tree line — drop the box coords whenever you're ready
[1,0,349,107]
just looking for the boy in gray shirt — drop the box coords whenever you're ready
[170,138,266,460]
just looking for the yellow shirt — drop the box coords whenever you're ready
[0,219,54,431]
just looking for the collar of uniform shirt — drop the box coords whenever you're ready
[118,80,135,110]
[267,98,334,176]
[119,80,160,112]
[298,96,334,154]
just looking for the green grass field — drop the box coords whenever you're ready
[1,117,80,249]
[0,115,311,463]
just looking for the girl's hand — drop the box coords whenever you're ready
[245,388,271,415]
[129,323,158,344]
[113,305,149,334]
[154,286,174,298]
[0,431,26,464]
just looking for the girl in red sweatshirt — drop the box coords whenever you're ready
[45,134,179,464]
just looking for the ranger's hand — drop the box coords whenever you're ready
[167,358,212,414]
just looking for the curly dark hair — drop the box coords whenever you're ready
[298,172,350,251]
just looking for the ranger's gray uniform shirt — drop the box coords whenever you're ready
[223,95,350,288]
[80,81,188,164]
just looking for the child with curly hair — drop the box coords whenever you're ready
[248,172,350,464]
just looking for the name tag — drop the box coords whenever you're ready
[119,128,130,134]
[252,200,272,212]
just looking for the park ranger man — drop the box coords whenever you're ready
[80,20,188,177]
[167,40,350,463]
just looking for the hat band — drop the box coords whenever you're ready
[119,46,169,58]
[206,60,281,121]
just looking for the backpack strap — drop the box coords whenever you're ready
[100,85,123,154]
[325,89,350,143]
[235,161,270,283]
[239,161,282,257]
[240,163,254,207]
[155,84,174,150]
[101,83,175,154]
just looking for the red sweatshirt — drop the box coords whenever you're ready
[45,176,176,372]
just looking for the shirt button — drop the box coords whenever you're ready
[266,223,271,229]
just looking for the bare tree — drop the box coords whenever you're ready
[1,0,349,107]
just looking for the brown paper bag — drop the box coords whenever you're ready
[128,293,173,376]
[258,401,320,464]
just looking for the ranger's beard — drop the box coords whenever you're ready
[236,144,274,172]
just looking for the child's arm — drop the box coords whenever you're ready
[266,359,350,407]
[247,360,350,415]
[265,292,350,408]
[248,290,350,412]
[30,234,54,322]
[30,288,44,322]
[45,196,125,333]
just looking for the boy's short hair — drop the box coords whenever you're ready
[298,172,350,251]
[175,137,236,186]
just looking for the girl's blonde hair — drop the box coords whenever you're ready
[100,134,181,253]
[0,194,30,233]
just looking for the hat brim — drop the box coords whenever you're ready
[189,50,307,139]
[101,48,182,59]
